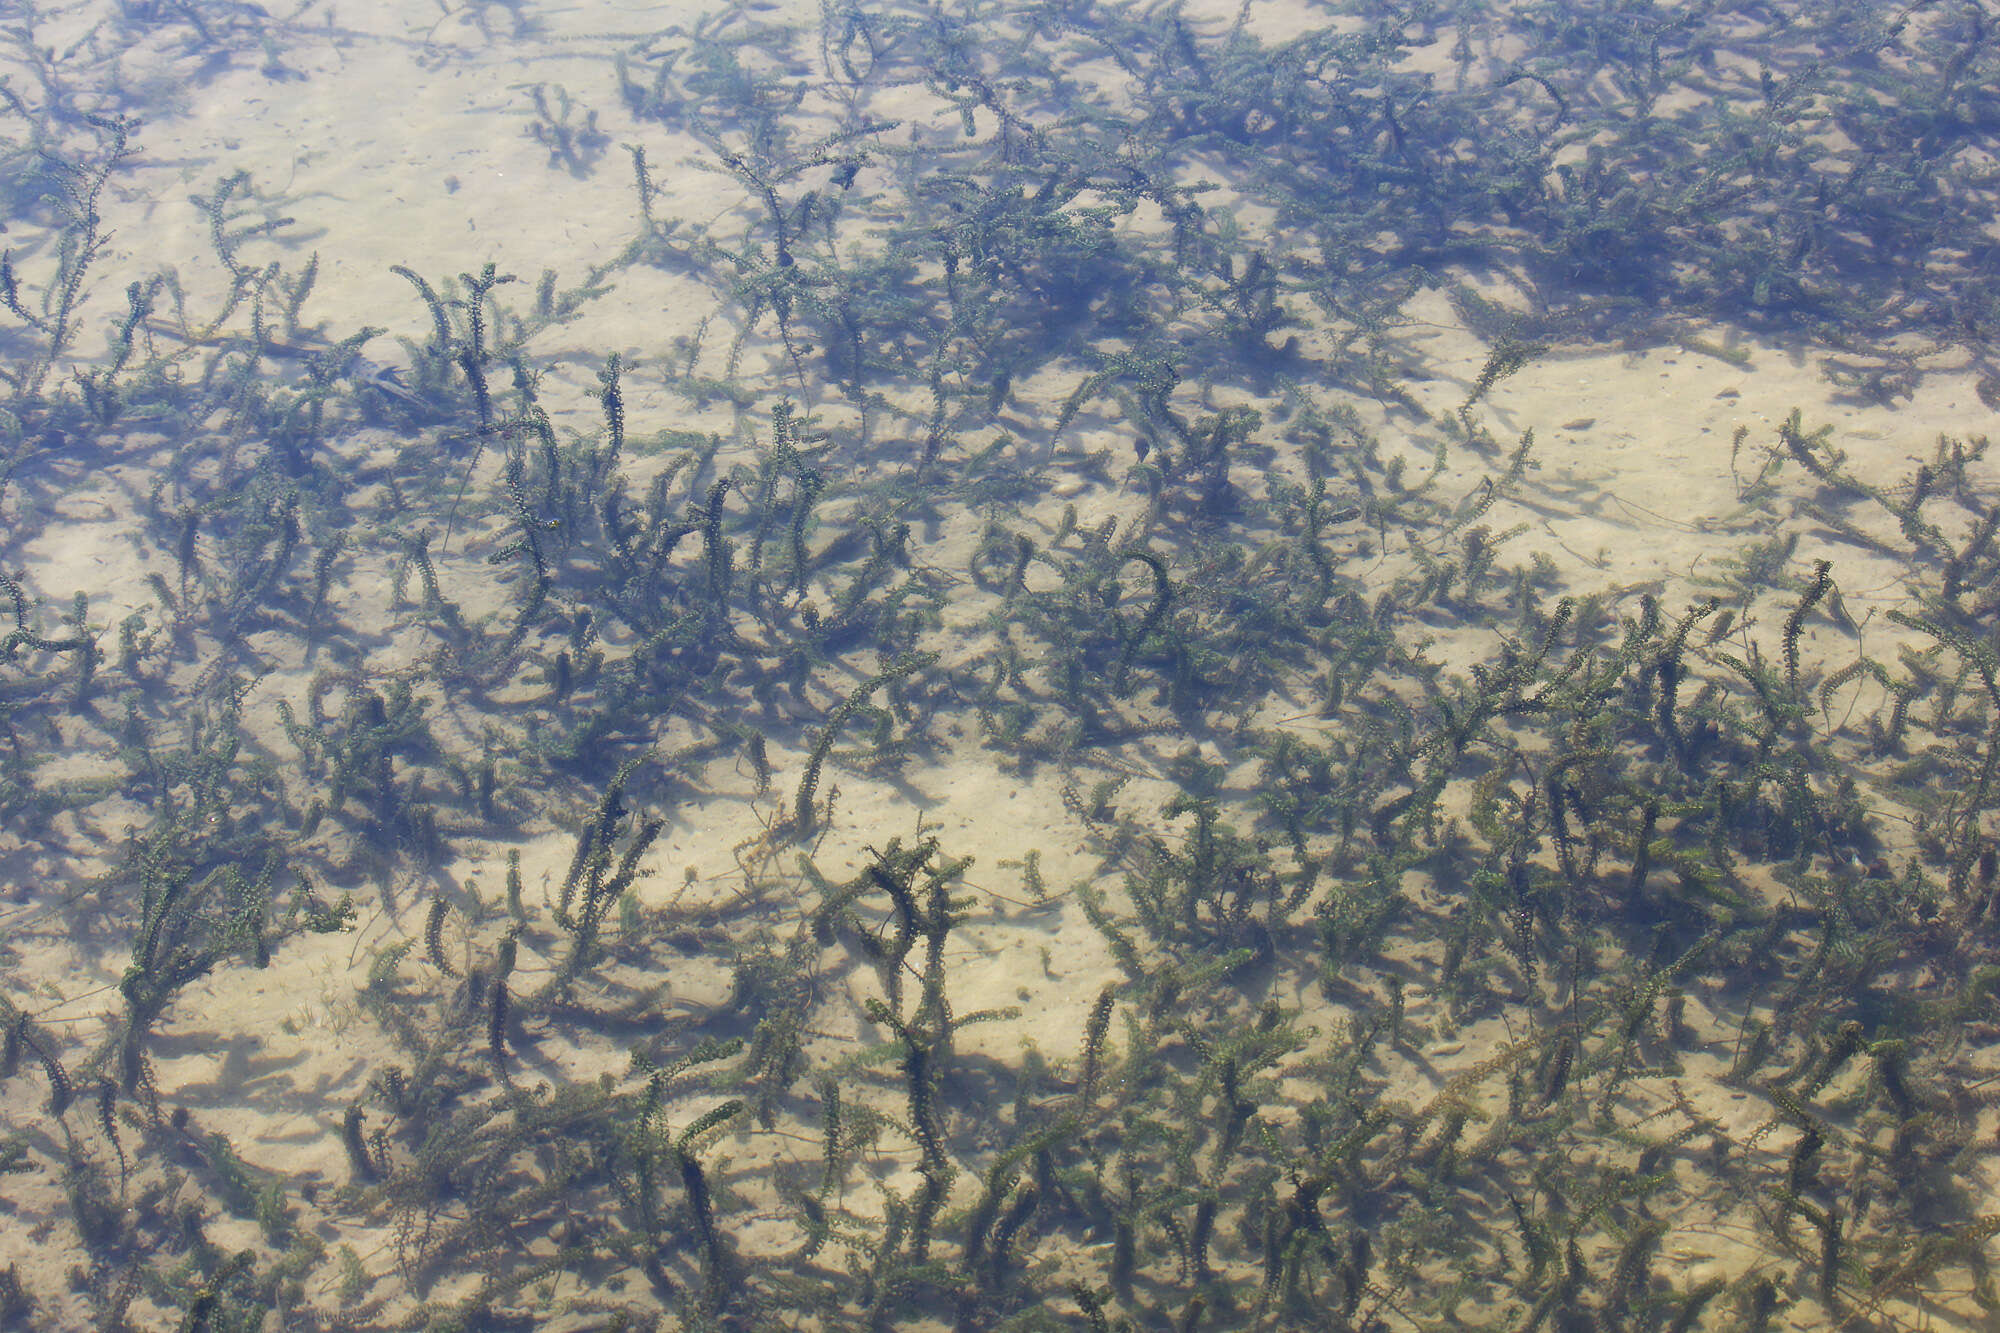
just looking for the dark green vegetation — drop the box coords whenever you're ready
[2,0,2000,1329]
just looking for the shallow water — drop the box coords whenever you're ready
[1,1,1997,1329]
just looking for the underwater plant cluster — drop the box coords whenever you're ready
[1,0,1999,1329]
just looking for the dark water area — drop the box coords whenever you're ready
[1,0,1998,1328]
